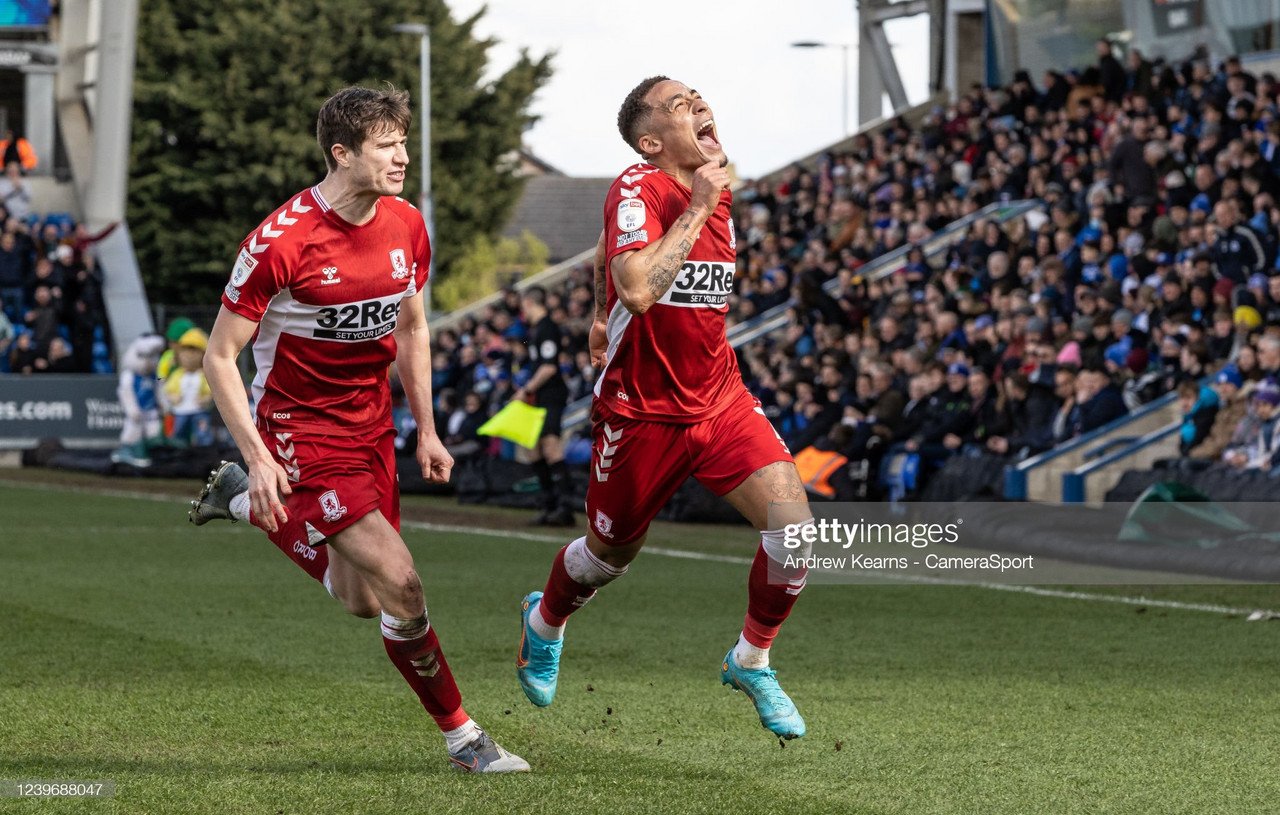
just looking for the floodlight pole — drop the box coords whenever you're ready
[394,22,433,313]
[791,40,852,137]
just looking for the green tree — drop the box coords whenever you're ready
[434,229,549,312]
[129,0,552,305]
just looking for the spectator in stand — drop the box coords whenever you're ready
[70,222,119,264]
[903,362,972,460]
[1097,40,1127,103]
[0,298,13,371]
[1225,383,1280,471]
[1189,365,1251,461]
[8,330,38,373]
[34,336,75,374]
[1071,365,1129,437]
[0,161,31,219]
[34,221,62,260]
[1210,200,1266,283]
[0,129,37,173]
[160,328,215,448]
[0,230,24,320]
[986,368,1060,456]
[1176,378,1220,455]
[23,284,59,352]
[1258,335,1280,380]
[447,391,488,447]
[27,256,62,305]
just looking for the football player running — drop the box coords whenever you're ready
[517,77,815,740]
[190,85,528,773]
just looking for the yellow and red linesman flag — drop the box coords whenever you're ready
[477,400,547,449]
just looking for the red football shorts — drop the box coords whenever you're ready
[585,388,793,546]
[257,424,400,548]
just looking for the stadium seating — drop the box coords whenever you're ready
[425,47,1280,505]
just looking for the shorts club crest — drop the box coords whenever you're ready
[319,489,348,523]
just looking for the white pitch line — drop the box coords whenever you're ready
[7,480,1277,619]
[403,520,1280,619]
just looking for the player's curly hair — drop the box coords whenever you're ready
[316,84,411,171]
[617,75,670,156]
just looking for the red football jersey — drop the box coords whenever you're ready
[596,162,744,422]
[221,185,430,434]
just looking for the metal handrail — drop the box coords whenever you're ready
[1003,390,1178,500]
[1062,422,1180,504]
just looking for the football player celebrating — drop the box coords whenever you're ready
[517,77,816,739]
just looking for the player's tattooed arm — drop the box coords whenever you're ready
[593,229,608,322]
[589,230,610,368]
[645,211,698,300]
[612,207,706,315]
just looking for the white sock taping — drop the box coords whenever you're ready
[533,537,628,641]
[229,492,250,522]
[380,611,429,641]
[443,718,480,754]
[563,536,627,587]
[762,519,813,595]
[734,632,770,669]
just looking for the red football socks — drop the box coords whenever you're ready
[381,613,470,732]
[538,544,597,627]
[742,540,806,650]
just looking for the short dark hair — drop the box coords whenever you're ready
[617,75,670,155]
[316,85,411,171]
[522,285,547,307]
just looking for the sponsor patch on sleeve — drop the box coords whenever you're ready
[615,229,648,249]
[616,199,646,232]
[230,248,258,287]
[224,284,241,303]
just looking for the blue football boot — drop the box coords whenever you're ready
[517,592,563,707]
[720,647,806,739]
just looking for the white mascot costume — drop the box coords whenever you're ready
[111,333,167,467]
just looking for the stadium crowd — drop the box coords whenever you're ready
[0,183,114,376]
[420,43,1280,496]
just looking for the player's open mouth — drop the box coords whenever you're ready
[697,119,719,149]
[388,171,405,182]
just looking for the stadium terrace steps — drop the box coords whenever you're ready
[1062,421,1181,506]
[1006,395,1182,504]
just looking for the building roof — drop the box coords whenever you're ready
[502,175,614,263]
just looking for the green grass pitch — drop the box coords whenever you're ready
[2,476,1280,814]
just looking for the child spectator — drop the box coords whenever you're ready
[160,328,215,448]
[1176,378,1219,455]
[1189,365,1250,460]
[1225,383,1280,471]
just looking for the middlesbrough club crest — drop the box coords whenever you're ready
[319,490,348,523]
[594,509,614,538]
[390,248,410,280]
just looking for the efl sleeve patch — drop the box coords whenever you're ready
[229,248,257,287]
[616,199,646,232]
[603,172,663,268]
